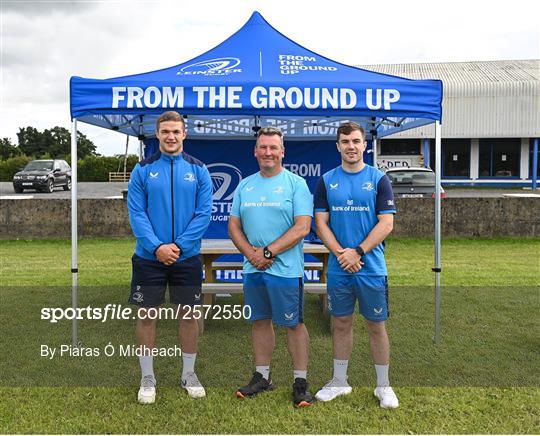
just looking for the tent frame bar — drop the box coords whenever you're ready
[433,121,442,343]
[71,118,79,347]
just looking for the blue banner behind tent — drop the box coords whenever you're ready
[143,138,346,238]
[142,138,351,282]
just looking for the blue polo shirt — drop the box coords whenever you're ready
[314,165,396,276]
[230,169,313,278]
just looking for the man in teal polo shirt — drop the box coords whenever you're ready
[228,126,314,407]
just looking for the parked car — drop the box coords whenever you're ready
[385,167,445,198]
[12,159,72,193]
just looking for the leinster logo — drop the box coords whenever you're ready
[207,163,243,201]
[362,182,374,191]
[177,57,241,76]
[132,292,143,303]
[184,172,195,182]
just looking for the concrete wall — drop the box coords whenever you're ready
[0,198,538,239]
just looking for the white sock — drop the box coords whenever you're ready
[375,364,390,387]
[333,359,349,381]
[256,365,270,380]
[182,352,197,378]
[294,369,307,380]
[139,355,154,380]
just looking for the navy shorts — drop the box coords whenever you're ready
[243,272,304,327]
[129,254,203,307]
[327,274,389,321]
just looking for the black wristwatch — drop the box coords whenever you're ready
[355,246,365,258]
[263,246,274,259]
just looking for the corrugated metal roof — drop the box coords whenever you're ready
[358,59,539,84]
[357,60,539,137]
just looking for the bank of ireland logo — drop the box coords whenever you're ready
[347,199,354,206]
[207,163,243,201]
[177,57,241,76]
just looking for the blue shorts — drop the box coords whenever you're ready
[129,254,203,307]
[243,272,304,327]
[327,274,389,321]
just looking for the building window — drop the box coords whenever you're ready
[380,139,420,155]
[479,138,520,177]
[529,139,540,178]
[428,139,470,177]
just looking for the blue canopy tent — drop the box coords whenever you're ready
[69,11,443,343]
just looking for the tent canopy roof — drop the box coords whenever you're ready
[70,11,442,140]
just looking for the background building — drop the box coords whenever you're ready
[361,59,539,186]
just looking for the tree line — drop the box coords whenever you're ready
[1,126,97,160]
[0,126,140,182]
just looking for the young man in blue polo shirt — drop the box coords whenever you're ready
[313,122,399,408]
[228,126,314,407]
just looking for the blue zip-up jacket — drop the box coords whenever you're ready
[127,151,212,262]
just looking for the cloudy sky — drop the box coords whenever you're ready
[1,0,539,156]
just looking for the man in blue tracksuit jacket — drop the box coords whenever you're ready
[127,111,212,404]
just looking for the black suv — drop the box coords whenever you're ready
[13,159,72,193]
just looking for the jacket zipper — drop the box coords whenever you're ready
[170,160,175,241]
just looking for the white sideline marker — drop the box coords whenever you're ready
[502,193,540,198]
[0,195,34,199]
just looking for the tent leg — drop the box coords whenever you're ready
[532,138,538,190]
[423,138,430,168]
[433,121,442,344]
[139,115,144,161]
[71,119,79,347]
[372,137,378,168]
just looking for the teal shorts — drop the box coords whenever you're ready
[243,272,304,327]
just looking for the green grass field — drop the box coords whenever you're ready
[0,237,539,434]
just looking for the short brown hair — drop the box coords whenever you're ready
[156,111,185,132]
[256,126,284,148]
[337,122,365,142]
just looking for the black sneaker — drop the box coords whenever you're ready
[236,371,274,398]
[292,377,314,407]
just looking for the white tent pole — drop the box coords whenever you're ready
[372,137,378,168]
[71,119,79,347]
[139,116,144,161]
[433,121,442,344]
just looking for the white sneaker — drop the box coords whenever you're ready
[181,372,206,398]
[315,377,352,402]
[374,386,399,408]
[137,375,156,404]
